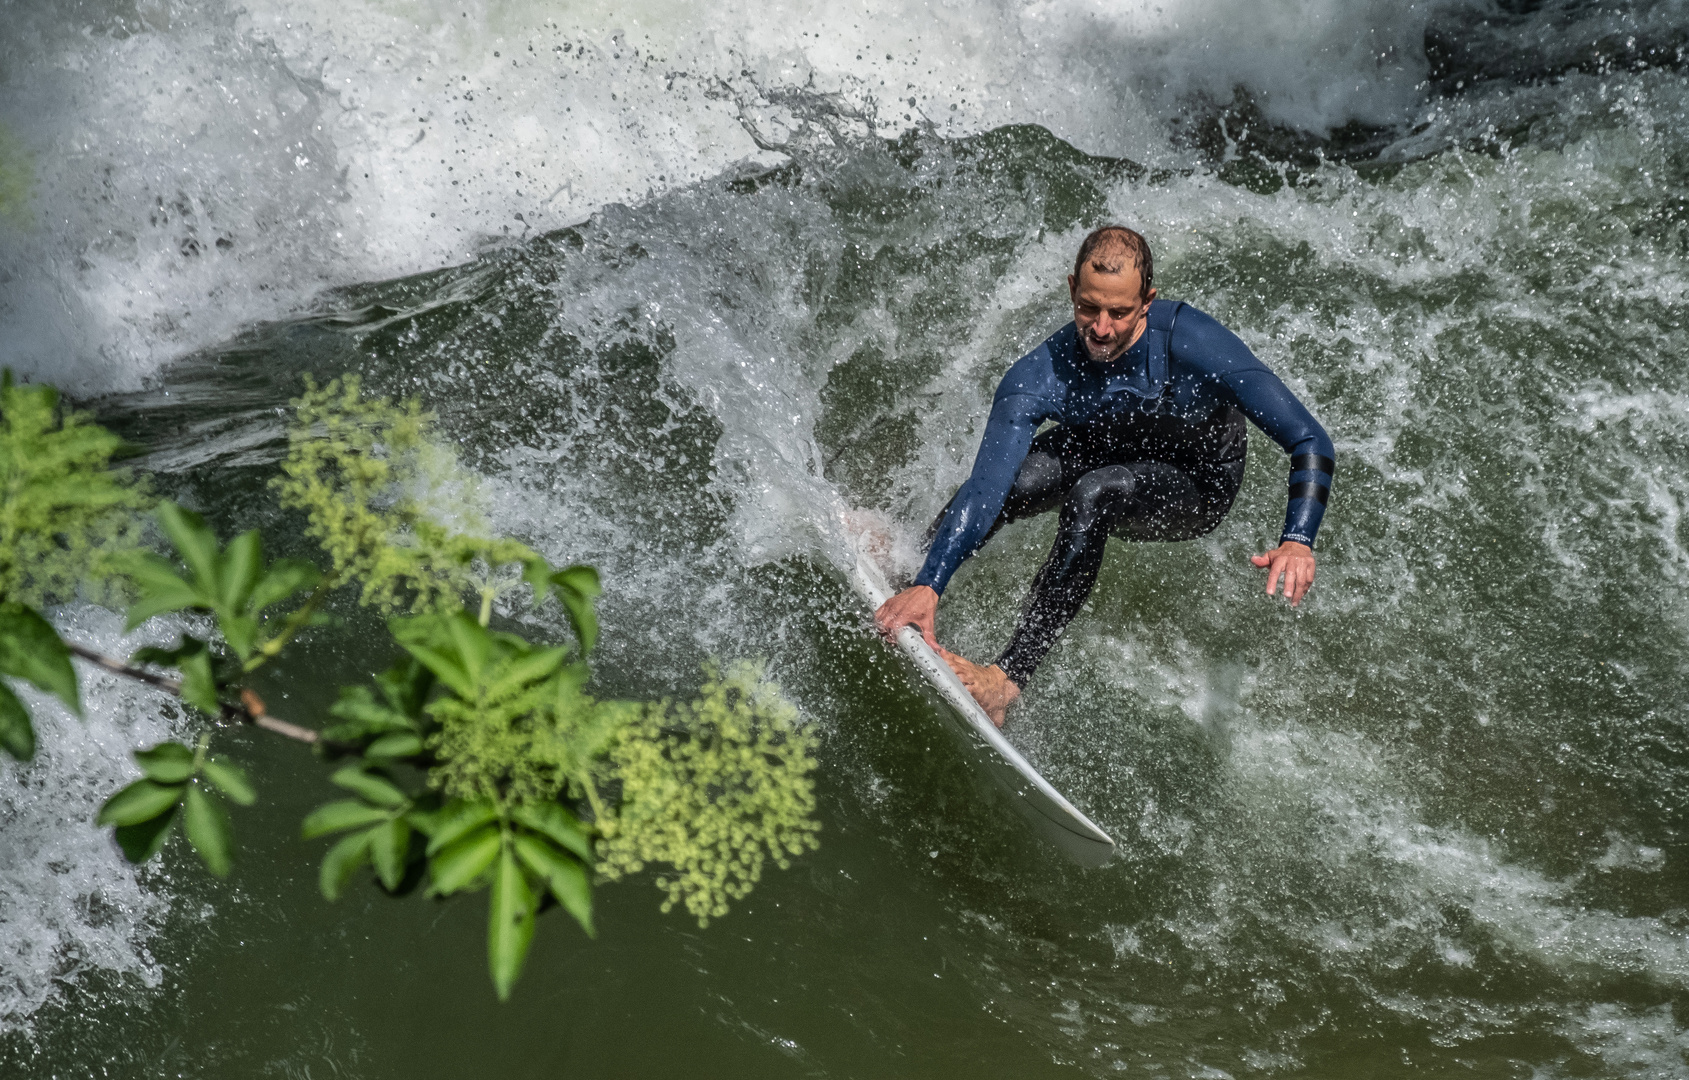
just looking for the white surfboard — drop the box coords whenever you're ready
[847,529,1116,866]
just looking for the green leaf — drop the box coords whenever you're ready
[369,817,413,891]
[403,804,446,835]
[97,778,185,826]
[247,558,322,614]
[217,529,264,614]
[114,805,179,863]
[513,833,594,937]
[488,845,536,1001]
[123,553,206,629]
[437,611,495,689]
[302,799,393,839]
[319,828,374,901]
[486,645,568,699]
[178,647,221,714]
[522,557,555,609]
[422,798,500,855]
[157,503,222,595]
[429,823,500,895]
[330,765,409,809]
[550,566,600,654]
[510,802,593,863]
[389,612,491,698]
[201,757,256,805]
[551,564,601,600]
[132,741,195,783]
[364,732,424,760]
[374,656,434,719]
[218,614,259,662]
[323,685,418,742]
[182,783,233,877]
[0,602,79,714]
[0,681,36,761]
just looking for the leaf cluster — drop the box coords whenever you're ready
[304,765,433,898]
[97,738,255,876]
[0,372,150,608]
[598,660,821,926]
[303,769,595,1000]
[124,503,325,710]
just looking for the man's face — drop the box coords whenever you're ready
[1068,263,1157,363]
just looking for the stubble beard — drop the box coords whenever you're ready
[1080,328,1129,364]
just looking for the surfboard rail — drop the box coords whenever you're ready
[847,533,1116,866]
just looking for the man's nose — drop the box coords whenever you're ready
[1093,313,1118,337]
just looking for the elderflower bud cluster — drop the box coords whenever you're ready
[597,660,821,926]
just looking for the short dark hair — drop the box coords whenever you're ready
[1073,226,1153,298]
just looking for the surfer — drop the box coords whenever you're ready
[874,226,1334,727]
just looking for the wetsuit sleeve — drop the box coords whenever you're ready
[1171,308,1336,547]
[913,390,1046,594]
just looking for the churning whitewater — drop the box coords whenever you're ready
[3,0,1689,1076]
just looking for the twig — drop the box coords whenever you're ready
[65,642,348,750]
[66,643,183,693]
[232,688,325,746]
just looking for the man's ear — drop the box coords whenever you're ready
[1068,274,1078,301]
[1144,286,1158,305]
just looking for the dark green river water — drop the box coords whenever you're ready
[4,1,1689,1076]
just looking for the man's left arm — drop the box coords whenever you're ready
[1172,310,1335,606]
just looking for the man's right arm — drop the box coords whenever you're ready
[912,389,1045,595]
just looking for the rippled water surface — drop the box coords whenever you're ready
[4,1,1689,1076]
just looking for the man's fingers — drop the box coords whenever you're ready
[1253,548,1316,605]
[1284,560,1314,605]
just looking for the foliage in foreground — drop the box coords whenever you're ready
[0,372,820,1000]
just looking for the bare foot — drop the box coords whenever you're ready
[934,646,1020,728]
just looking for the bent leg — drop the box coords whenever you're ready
[995,465,1142,687]
[993,460,1235,688]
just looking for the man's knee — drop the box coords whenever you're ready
[1004,451,1066,519]
[1064,465,1138,529]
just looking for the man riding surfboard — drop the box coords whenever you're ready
[874,226,1335,726]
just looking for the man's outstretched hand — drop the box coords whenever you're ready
[874,585,939,648]
[1251,541,1315,606]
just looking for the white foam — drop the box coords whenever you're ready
[0,606,186,1031]
[0,0,1466,393]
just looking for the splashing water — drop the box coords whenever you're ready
[3,0,1689,1075]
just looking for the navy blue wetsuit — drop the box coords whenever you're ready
[915,299,1335,686]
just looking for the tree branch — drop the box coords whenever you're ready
[65,642,348,750]
[66,642,182,693]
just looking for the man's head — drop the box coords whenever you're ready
[1068,226,1156,363]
